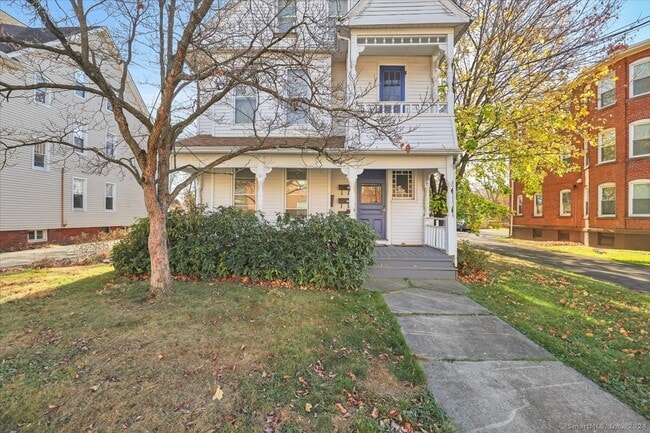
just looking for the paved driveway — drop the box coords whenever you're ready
[460,233,649,293]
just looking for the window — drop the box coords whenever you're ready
[32,142,47,169]
[516,195,523,215]
[392,170,413,199]
[105,132,116,157]
[277,0,297,33]
[27,229,47,243]
[72,178,86,210]
[561,151,572,166]
[630,180,650,217]
[74,69,86,98]
[630,120,650,158]
[286,68,310,124]
[630,58,650,98]
[598,73,616,108]
[105,99,113,112]
[105,183,115,211]
[584,186,589,218]
[234,86,257,124]
[598,183,615,217]
[583,139,590,167]
[285,168,308,216]
[329,0,345,17]
[234,168,256,211]
[533,228,543,238]
[34,73,49,105]
[73,123,86,154]
[598,233,614,247]
[560,190,571,216]
[598,129,615,163]
[533,193,543,216]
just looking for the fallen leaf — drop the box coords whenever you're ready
[90,385,100,392]
[305,403,312,413]
[212,386,224,401]
[335,403,347,414]
[371,407,379,419]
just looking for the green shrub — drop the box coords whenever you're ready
[112,208,376,289]
[457,240,489,276]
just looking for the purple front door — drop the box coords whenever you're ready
[358,170,386,239]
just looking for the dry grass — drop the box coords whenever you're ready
[0,265,455,433]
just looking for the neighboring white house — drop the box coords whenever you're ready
[175,0,470,260]
[0,11,147,250]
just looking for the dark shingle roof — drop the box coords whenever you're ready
[0,23,88,53]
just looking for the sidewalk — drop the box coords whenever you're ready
[365,277,648,432]
[0,240,117,269]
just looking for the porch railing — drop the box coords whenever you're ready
[424,217,448,252]
[361,101,449,115]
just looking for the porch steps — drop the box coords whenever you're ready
[370,246,457,280]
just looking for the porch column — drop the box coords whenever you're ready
[251,164,272,213]
[347,35,359,106]
[445,155,457,265]
[342,166,364,218]
[445,33,455,109]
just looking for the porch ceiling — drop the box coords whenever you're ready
[360,44,442,56]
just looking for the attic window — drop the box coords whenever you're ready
[357,35,447,45]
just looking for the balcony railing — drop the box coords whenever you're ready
[424,217,448,252]
[361,101,448,115]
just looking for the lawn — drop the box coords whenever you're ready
[495,237,650,267]
[466,254,650,418]
[0,265,454,433]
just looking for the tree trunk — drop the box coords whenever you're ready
[144,185,174,296]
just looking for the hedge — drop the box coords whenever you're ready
[112,207,376,290]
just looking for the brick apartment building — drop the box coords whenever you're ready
[511,39,650,251]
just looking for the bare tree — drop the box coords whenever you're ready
[0,0,421,296]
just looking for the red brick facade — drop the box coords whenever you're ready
[0,226,126,251]
[512,40,650,250]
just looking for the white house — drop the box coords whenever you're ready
[0,11,147,250]
[175,0,470,261]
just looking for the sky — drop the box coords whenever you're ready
[612,0,650,43]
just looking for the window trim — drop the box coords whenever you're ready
[105,182,116,212]
[33,73,50,107]
[73,123,86,155]
[583,186,589,218]
[27,229,47,243]
[392,170,414,199]
[533,193,543,217]
[32,142,48,170]
[233,86,258,125]
[597,183,616,217]
[74,69,86,99]
[597,128,616,164]
[629,179,650,217]
[105,131,116,157]
[516,194,523,216]
[286,68,310,125]
[72,177,87,211]
[276,0,297,33]
[629,119,650,158]
[559,189,572,216]
[597,73,616,109]
[105,98,113,113]
[629,57,650,99]
[233,168,257,211]
[285,168,308,216]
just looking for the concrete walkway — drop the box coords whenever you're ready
[460,232,649,293]
[0,240,116,269]
[365,277,648,432]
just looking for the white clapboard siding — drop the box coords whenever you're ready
[360,115,457,150]
[349,0,457,26]
[309,169,330,214]
[356,56,433,104]
[390,169,424,244]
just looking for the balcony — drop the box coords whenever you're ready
[360,100,448,115]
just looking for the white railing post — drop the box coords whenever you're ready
[445,155,457,265]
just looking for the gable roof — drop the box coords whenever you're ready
[345,0,471,38]
[0,23,89,53]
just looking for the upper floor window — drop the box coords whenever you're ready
[329,0,345,19]
[630,58,650,98]
[598,129,615,163]
[516,195,523,215]
[560,189,571,216]
[234,168,256,210]
[629,180,650,217]
[277,0,297,33]
[286,168,308,216]
[105,183,115,211]
[630,120,650,158]
[105,98,113,112]
[74,69,86,98]
[105,132,116,157]
[583,186,589,218]
[597,73,615,108]
[234,86,257,124]
[34,73,50,106]
[392,170,413,199]
[533,193,543,216]
[72,177,87,210]
[286,68,310,125]
[598,183,615,217]
[73,123,86,154]
[32,142,47,169]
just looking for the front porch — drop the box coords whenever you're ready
[371,245,456,279]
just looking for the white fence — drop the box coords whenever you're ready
[424,217,448,252]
